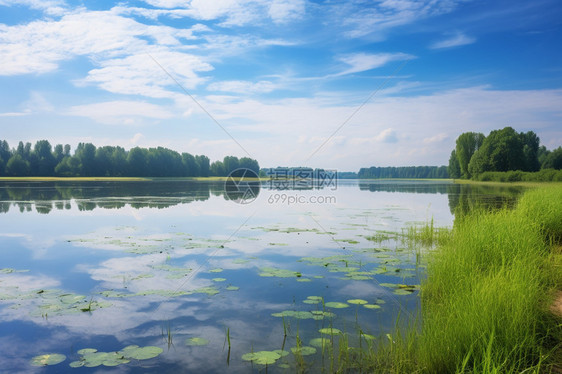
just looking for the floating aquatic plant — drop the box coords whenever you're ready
[291,346,317,356]
[30,353,66,366]
[324,302,349,309]
[185,337,209,346]
[241,350,283,365]
[347,299,368,305]
[69,345,163,368]
[319,327,341,335]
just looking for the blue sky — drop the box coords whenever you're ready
[0,0,561,170]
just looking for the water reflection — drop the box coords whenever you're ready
[0,180,525,216]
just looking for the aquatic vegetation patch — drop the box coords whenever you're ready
[99,286,219,298]
[259,267,302,278]
[319,327,342,335]
[379,283,419,295]
[324,301,349,309]
[291,346,317,356]
[303,295,322,304]
[347,299,368,305]
[309,338,332,348]
[208,268,223,273]
[272,309,335,320]
[242,350,286,365]
[363,304,381,310]
[30,353,66,366]
[212,278,226,282]
[185,337,209,346]
[69,345,163,368]
[225,285,239,291]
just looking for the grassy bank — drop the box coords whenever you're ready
[359,186,562,373]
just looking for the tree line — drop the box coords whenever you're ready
[448,127,562,179]
[0,140,260,177]
[358,166,449,179]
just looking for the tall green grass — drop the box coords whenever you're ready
[354,186,562,373]
[421,186,562,373]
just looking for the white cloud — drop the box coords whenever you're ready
[338,0,464,39]
[268,0,306,23]
[336,52,415,75]
[172,86,562,169]
[78,50,213,98]
[207,80,276,94]
[423,133,449,144]
[0,0,66,15]
[65,100,175,125]
[130,133,145,145]
[430,32,476,49]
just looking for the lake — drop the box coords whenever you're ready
[0,179,524,372]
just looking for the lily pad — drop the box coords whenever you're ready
[186,337,209,346]
[324,302,349,309]
[319,327,341,335]
[212,278,226,282]
[309,338,332,348]
[363,304,382,309]
[347,299,368,305]
[241,350,281,365]
[209,268,223,273]
[259,267,302,278]
[291,346,317,356]
[119,345,163,360]
[225,286,239,291]
[30,353,66,366]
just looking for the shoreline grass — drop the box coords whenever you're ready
[339,186,562,373]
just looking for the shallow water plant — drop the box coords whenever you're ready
[30,353,66,366]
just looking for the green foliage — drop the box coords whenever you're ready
[0,139,258,177]
[6,154,31,176]
[358,165,449,179]
[455,131,485,178]
[542,146,562,170]
[450,127,559,179]
[447,150,461,178]
[476,169,562,182]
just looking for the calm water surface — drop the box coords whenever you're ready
[0,180,523,372]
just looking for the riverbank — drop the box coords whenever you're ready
[361,185,562,373]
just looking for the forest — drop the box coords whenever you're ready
[0,140,260,177]
[358,165,449,179]
[448,127,562,180]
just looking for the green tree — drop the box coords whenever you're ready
[126,147,148,177]
[520,131,540,171]
[6,154,31,176]
[542,146,562,170]
[455,132,485,178]
[182,153,199,177]
[33,140,56,176]
[75,143,97,176]
[239,157,260,174]
[210,160,226,176]
[54,156,81,176]
[53,144,65,164]
[0,140,10,163]
[448,150,461,179]
[468,127,525,178]
[196,155,210,177]
[222,156,239,174]
[537,145,550,167]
